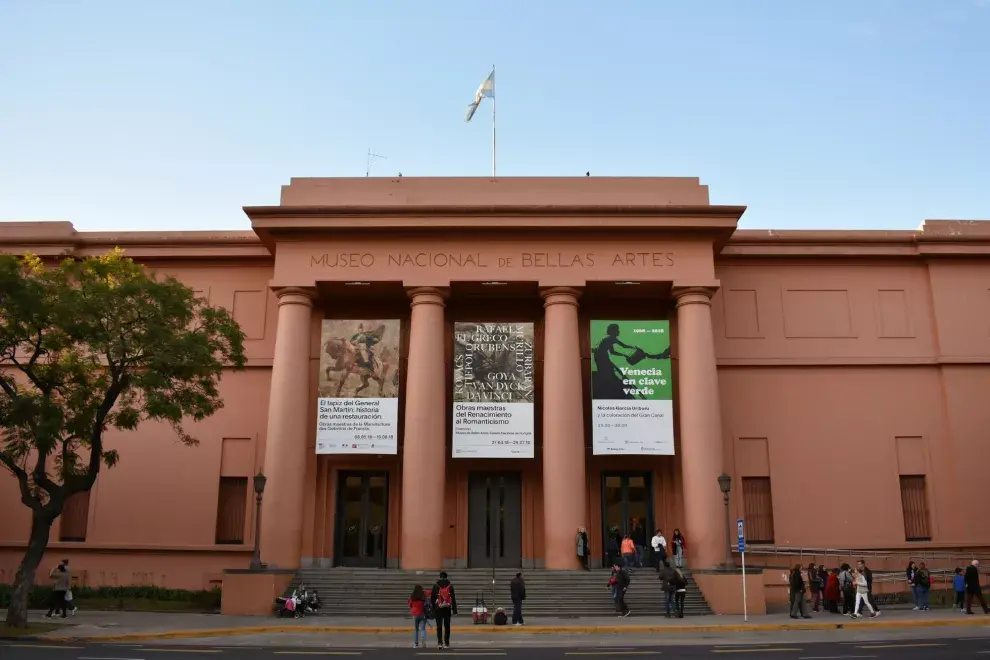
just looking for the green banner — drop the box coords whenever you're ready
[590,320,674,455]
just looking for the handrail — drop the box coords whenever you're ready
[736,544,990,564]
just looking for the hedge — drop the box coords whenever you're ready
[0,584,222,610]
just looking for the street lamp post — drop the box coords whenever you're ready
[250,471,268,570]
[717,473,733,569]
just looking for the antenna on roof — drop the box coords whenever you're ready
[366,149,387,177]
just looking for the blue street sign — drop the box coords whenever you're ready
[736,518,746,553]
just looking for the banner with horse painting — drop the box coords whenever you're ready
[452,321,535,458]
[316,319,401,455]
[590,320,674,455]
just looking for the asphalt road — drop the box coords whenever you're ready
[3,638,990,659]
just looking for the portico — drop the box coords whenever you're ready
[246,176,744,572]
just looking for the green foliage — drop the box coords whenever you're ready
[0,249,247,512]
[0,583,222,610]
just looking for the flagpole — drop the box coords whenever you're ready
[491,65,497,178]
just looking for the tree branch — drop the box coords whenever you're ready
[0,451,41,511]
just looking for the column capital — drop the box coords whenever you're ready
[673,284,719,309]
[406,286,448,308]
[272,286,317,308]
[540,286,582,308]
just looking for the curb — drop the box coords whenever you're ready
[50,617,990,643]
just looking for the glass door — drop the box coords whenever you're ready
[334,471,389,567]
[601,472,654,566]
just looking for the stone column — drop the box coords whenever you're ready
[400,287,448,569]
[541,287,587,569]
[674,286,726,569]
[259,287,315,569]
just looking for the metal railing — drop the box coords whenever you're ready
[735,544,990,566]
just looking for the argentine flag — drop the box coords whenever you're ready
[465,68,495,122]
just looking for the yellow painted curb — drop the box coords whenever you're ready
[56,617,990,643]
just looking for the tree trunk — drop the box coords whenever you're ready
[4,511,54,628]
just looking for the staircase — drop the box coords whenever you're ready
[290,568,713,618]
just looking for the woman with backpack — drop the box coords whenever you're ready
[408,585,429,648]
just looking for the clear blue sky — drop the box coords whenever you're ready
[1,0,988,231]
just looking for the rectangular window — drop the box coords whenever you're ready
[215,477,248,544]
[741,477,775,544]
[899,475,931,541]
[59,491,91,542]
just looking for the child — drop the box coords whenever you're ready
[954,567,966,612]
[408,585,428,648]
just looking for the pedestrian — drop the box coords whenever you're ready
[839,564,855,615]
[850,568,879,618]
[614,564,631,617]
[576,527,590,570]
[857,560,879,613]
[651,529,668,571]
[807,563,822,612]
[510,572,526,626]
[632,519,647,568]
[825,568,841,614]
[659,561,677,618]
[673,568,688,618]
[606,528,621,568]
[607,566,619,605]
[965,560,989,615]
[408,585,428,648]
[672,529,686,569]
[906,561,919,610]
[429,571,458,649]
[789,564,811,619]
[954,567,966,612]
[621,535,636,571]
[44,559,71,619]
[914,562,931,611]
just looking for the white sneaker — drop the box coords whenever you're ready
[913,606,920,611]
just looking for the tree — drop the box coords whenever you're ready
[0,250,246,627]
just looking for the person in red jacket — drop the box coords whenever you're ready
[824,568,841,614]
[409,585,428,648]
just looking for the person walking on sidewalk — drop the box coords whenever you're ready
[430,571,458,649]
[906,561,919,610]
[913,562,932,611]
[408,585,429,648]
[659,561,678,618]
[839,564,855,615]
[788,564,811,619]
[44,559,71,619]
[807,563,822,612]
[965,560,989,615]
[850,569,879,619]
[614,564,631,617]
[954,567,967,612]
[857,560,879,613]
[510,572,526,626]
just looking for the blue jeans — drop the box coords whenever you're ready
[917,588,930,610]
[413,616,427,646]
[910,585,919,606]
[634,545,644,567]
[665,591,675,615]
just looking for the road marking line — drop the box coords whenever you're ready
[415,655,507,657]
[139,651,222,654]
[855,643,945,649]
[798,656,877,659]
[1,644,85,649]
[566,653,660,656]
[79,657,148,660]
[273,653,363,656]
[977,652,990,655]
[712,650,803,654]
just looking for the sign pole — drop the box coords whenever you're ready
[737,519,748,622]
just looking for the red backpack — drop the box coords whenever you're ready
[435,584,453,609]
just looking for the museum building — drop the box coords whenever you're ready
[2,176,990,597]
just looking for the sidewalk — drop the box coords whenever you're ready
[19,608,990,642]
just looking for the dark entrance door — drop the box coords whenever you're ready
[601,472,654,567]
[334,471,389,568]
[468,472,523,568]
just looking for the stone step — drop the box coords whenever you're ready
[288,568,712,617]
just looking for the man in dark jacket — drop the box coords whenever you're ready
[510,572,526,625]
[658,562,678,618]
[430,572,458,649]
[614,564,631,617]
[965,560,989,614]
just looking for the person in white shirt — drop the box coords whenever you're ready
[851,569,879,618]
[651,530,668,570]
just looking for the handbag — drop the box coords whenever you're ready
[65,589,73,602]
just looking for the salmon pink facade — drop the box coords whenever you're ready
[2,176,989,595]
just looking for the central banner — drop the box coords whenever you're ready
[452,322,535,458]
[590,320,674,455]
